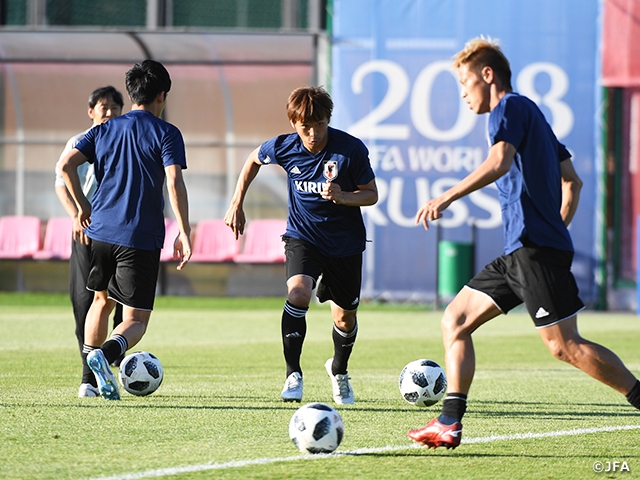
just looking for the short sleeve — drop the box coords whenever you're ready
[75,127,97,163]
[557,141,571,162]
[350,139,375,185]
[258,137,278,165]
[489,95,526,149]
[161,126,187,169]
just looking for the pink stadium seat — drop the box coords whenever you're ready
[233,219,286,263]
[33,217,73,260]
[0,216,42,259]
[190,219,240,262]
[160,219,182,262]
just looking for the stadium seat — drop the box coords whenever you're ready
[160,218,182,262]
[0,216,42,259]
[33,217,73,260]
[233,219,286,263]
[190,219,240,262]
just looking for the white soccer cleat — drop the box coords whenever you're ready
[324,358,354,405]
[77,383,100,398]
[281,372,303,402]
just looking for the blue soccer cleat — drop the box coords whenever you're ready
[87,350,121,401]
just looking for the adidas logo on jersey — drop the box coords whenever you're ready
[263,155,272,164]
[535,307,549,318]
[290,166,301,175]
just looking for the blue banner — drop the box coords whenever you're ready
[331,0,600,303]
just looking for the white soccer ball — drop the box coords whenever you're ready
[289,403,344,454]
[399,359,447,407]
[118,351,164,396]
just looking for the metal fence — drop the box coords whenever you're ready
[0,29,329,223]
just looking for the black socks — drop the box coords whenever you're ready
[100,334,128,365]
[281,301,359,378]
[81,345,98,386]
[330,322,358,375]
[626,380,640,410]
[438,393,468,425]
[82,334,128,385]
[282,301,308,377]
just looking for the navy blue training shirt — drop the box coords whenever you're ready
[258,127,375,258]
[489,92,573,254]
[76,109,187,250]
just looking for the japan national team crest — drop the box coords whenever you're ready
[323,160,338,181]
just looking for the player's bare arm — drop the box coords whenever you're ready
[559,158,582,226]
[54,182,89,245]
[59,148,93,229]
[321,178,378,206]
[224,146,262,239]
[165,164,192,270]
[416,141,515,230]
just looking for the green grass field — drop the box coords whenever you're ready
[1,293,639,479]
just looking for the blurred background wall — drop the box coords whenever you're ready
[0,0,638,311]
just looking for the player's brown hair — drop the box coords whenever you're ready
[452,37,512,90]
[286,86,333,124]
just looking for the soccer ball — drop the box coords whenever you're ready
[118,351,164,396]
[289,403,344,454]
[399,359,447,407]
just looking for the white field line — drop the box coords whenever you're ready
[88,424,640,480]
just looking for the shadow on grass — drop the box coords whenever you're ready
[341,450,640,459]
[467,399,637,418]
[2,398,636,421]
[1,394,636,420]
[0,399,313,413]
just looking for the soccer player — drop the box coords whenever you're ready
[55,86,125,397]
[59,60,192,401]
[224,86,378,405]
[408,37,640,449]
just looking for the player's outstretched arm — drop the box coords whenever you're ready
[559,158,582,227]
[224,146,262,239]
[415,141,515,230]
[165,164,192,270]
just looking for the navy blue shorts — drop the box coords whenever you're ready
[87,240,160,311]
[466,244,585,327]
[284,236,362,311]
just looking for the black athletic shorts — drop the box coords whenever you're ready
[466,243,585,328]
[283,236,362,311]
[87,240,161,311]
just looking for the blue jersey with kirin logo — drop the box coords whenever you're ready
[258,127,375,258]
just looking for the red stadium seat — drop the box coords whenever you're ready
[33,217,73,260]
[190,219,240,262]
[233,219,286,263]
[0,216,42,259]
